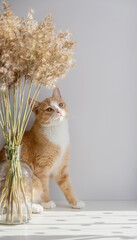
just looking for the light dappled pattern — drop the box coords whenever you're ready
[0,204,137,239]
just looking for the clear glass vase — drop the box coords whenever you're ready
[0,145,32,224]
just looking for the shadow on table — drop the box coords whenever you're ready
[1,235,137,240]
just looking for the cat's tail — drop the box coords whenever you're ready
[33,174,43,202]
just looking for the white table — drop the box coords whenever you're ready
[0,201,137,240]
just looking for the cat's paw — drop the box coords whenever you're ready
[42,201,56,209]
[71,201,85,209]
[32,204,44,213]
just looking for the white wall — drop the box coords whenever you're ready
[1,0,137,200]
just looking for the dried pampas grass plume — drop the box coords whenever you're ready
[0,2,76,89]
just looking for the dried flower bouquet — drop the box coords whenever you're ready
[0,2,75,223]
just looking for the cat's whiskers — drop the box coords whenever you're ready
[42,114,62,127]
[47,115,54,123]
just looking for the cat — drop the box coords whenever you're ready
[0,88,85,213]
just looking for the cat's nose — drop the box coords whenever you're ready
[57,110,62,115]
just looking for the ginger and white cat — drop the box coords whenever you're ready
[0,88,85,213]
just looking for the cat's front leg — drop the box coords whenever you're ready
[40,175,56,209]
[55,167,85,209]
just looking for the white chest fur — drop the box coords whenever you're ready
[43,119,70,175]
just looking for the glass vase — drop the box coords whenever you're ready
[0,145,32,224]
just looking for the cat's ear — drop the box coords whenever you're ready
[52,87,62,99]
[28,98,40,115]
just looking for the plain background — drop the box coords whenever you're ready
[0,0,137,201]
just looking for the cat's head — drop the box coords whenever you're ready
[29,88,68,126]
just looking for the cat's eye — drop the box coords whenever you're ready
[59,103,64,108]
[46,107,53,112]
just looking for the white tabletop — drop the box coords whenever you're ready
[0,201,137,240]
